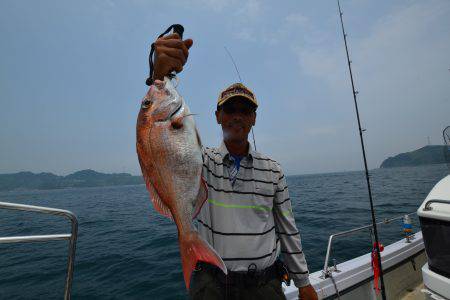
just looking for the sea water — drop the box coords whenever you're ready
[0,164,447,299]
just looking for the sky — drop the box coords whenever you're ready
[0,0,449,176]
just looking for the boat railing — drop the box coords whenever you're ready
[322,211,416,278]
[0,201,78,300]
[423,199,450,210]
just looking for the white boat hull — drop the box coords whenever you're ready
[284,232,425,299]
[422,263,450,300]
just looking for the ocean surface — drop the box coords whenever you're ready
[0,164,448,299]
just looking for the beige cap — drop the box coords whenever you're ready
[217,82,258,108]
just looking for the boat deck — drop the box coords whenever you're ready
[400,283,425,300]
[283,232,427,299]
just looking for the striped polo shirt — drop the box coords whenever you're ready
[196,142,310,287]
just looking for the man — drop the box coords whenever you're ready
[152,32,318,300]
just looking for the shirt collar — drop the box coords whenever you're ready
[218,141,255,163]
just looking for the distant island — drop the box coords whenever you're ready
[380,145,449,168]
[0,169,144,191]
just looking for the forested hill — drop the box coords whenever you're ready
[0,169,143,191]
[380,145,449,168]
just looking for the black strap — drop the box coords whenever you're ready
[145,24,184,86]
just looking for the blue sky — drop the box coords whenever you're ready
[1,0,449,176]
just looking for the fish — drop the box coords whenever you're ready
[136,77,227,290]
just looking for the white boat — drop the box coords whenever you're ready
[282,218,426,299]
[282,130,450,300]
[280,179,449,299]
[417,176,450,300]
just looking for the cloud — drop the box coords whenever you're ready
[235,27,256,41]
[229,0,263,41]
[232,9,311,44]
[297,47,340,80]
[188,0,236,12]
[305,126,337,136]
[187,0,261,15]
[293,0,450,167]
[235,0,262,19]
[296,0,450,89]
[285,13,309,26]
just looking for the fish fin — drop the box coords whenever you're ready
[192,177,208,219]
[143,174,173,220]
[179,232,227,290]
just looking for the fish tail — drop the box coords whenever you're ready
[179,232,227,290]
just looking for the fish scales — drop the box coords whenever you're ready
[136,77,227,290]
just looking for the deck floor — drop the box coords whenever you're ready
[401,283,425,300]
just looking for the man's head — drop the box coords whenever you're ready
[215,83,258,144]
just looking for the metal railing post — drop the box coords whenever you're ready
[64,210,78,300]
[0,201,78,300]
[322,212,416,277]
[423,199,450,211]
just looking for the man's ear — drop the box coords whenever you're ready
[215,110,222,125]
[251,111,256,126]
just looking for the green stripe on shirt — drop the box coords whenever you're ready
[208,198,272,211]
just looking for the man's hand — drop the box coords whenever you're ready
[152,33,193,81]
[299,284,318,300]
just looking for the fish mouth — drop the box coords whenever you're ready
[168,102,183,120]
[155,101,182,122]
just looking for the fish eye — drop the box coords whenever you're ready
[141,99,152,109]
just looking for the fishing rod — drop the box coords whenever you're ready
[224,46,257,151]
[336,1,387,299]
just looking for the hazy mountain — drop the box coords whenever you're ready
[0,169,144,191]
[380,145,449,168]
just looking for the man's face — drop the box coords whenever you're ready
[215,97,256,143]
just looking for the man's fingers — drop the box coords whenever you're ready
[168,54,183,73]
[173,63,183,73]
[156,53,184,74]
[155,39,189,58]
[152,32,191,78]
[184,38,193,49]
[159,33,181,41]
[156,46,186,65]
[155,38,183,48]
